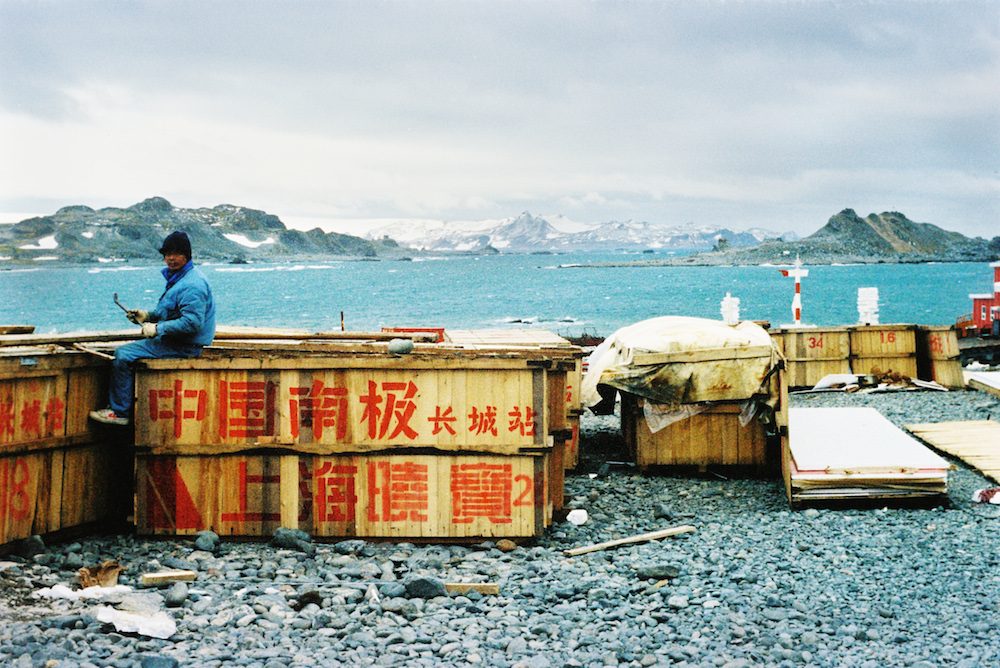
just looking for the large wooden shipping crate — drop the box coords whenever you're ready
[915,325,964,389]
[769,327,851,388]
[0,350,116,549]
[622,396,771,471]
[850,324,918,378]
[133,341,583,539]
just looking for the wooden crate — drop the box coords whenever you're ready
[621,394,772,472]
[136,452,550,539]
[0,350,115,548]
[769,327,851,388]
[915,325,964,388]
[849,325,917,378]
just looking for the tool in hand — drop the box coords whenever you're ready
[113,292,130,313]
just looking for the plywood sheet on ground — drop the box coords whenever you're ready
[905,420,1000,483]
[966,371,1000,399]
[790,407,950,474]
[785,407,949,504]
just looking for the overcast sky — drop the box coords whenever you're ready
[1,0,997,238]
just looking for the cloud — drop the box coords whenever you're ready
[0,0,996,238]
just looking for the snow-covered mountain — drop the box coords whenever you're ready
[365,212,795,252]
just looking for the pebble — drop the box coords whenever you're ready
[0,391,996,667]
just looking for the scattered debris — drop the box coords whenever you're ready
[972,488,1000,504]
[793,371,948,394]
[291,590,324,611]
[78,559,123,588]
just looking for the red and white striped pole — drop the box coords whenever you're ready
[779,255,808,326]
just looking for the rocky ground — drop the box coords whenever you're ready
[1,389,999,668]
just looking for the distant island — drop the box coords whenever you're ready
[566,209,1000,267]
[1,198,996,266]
[0,197,396,265]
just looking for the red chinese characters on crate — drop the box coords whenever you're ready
[149,379,208,439]
[137,454,543,538]
[0,395,65,442]
[0,457,32,524]
[140,372,543,448]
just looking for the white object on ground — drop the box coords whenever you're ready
[566,509,588,525]
[96,606,177,639]
[34,584,132,600]
[972,488,1000,504]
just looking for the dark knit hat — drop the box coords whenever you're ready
[158,231,192,258]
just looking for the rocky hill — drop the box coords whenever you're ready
[665,209,1000,265]
[0,197,382,264]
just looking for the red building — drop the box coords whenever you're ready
[962,261,1000,336]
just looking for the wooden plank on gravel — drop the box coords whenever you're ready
[905,420,1000,483]
[140,570,198,586]
[564,525,696,557]
[445,583,500,595]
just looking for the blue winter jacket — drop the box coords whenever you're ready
[149,260,216,346]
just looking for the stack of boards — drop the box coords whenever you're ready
[786,407,950,505]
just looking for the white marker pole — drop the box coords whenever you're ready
[779,256,808,326]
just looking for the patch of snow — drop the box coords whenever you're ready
[223,233,276,248]
[83,231,95,238]
[32,255,60,261]
[19,235,58,250]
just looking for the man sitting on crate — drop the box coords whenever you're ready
[90,231,217,425]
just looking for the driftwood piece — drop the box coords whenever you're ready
[564,525,696,557]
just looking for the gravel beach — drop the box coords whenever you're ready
[1,389,998,668]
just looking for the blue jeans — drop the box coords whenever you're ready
[110,338,203,416]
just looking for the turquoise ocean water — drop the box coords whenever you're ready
[0,252,992,337]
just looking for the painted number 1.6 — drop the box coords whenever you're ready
[880,332,897,343]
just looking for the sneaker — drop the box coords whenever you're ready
[89,408,130,425]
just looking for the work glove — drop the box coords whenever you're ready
[127,309,149,324]
[141,322,157,338]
